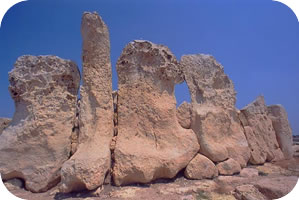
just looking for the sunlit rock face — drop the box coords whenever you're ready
[181,54,250,167]
[60,12,114,193]
[0,55,80,192]
[240,96,283,164]
[113,40,199,186]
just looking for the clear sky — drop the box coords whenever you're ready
[0,0,298,134]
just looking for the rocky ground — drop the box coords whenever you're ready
[4,157,299,200]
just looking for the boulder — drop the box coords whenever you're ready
[0,118,11,134]
[60,12,114,193]
[216,158,241,175]
[0,55,80,192]
[176,101,192,129]
[113,40,199,186]
[180,54,250,166]
[241,96,283,164]
[268,105,293,159]
[234,185,267,200]
[184,154,218,179]
[254,176,298,199]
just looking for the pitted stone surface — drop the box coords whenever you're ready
[113,40,199,186]
[241,96,283,164]
[0,55,80,192]
[60,12,114,193]
[181,54,250,166]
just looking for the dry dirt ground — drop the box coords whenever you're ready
[4,157,299,200]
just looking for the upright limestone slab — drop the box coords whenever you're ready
[180,54,250,167]
[268,105,293,159]
[113,40,199,186]
[60,12,114,192]
[0,55,80,192]
[241,96,283,164]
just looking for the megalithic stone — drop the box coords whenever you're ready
[180,54,250,167]
[60,12,114,193]
[112,40,199,186]
[0,55,80,192]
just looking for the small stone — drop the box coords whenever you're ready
[216,158,241,175]
[184,154,218,180]
[177,101,192,129]
[234,184,267,200]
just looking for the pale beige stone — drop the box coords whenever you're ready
[60,12,113,193]
[176,101,192,129]
[241,96,283,164]
[181,54,250,166]
[0,55,80,192]
[268,105,293,159]
[113,40,199,186]
[216,158,241,175]
[0,118,11,134]
[184,154,218,179]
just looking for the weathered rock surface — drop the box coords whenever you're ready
[0,55,80,192]
[60,12,114,193]
[268,104,293,159]
[216,158,241,175]
[234,185,267,200]
[241,96,283,164]
[254,176,298,199]
[181,54,250,166]
[0,118,11,134]
[113,40,199,186]
[184,154,218,179]
[239,168,258,178]
[176,101,192,129]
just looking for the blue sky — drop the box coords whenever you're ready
[0,0,298,134]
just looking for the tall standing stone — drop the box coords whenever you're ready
[268,105,293,159]
[0,55,80,192]
[60,12,114,192]
[240,96,283,164]
[180,54,250,167]
[113,40,199,186]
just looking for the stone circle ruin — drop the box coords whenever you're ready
[0,12,297,199]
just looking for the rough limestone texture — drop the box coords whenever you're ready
[0,118,11,134]
[180,54,250,167]
[60,12,114,193]
[216,158,241,175]
[239,168,258,178]
[240,96,283,164]
[184,154,218,180]
[113,40,199,186]
[0,55,80,192]
[268,105,293,159]
[176,101,192,129]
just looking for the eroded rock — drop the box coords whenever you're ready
[113,40,199,186]
[60,12,114,192]
[234,185,267,200]
[184,154,218,180]
[268,105,293,159]
[176,101,192,129]
[0,118,11,134]
[0,55,80,192]
[180,54,250,166]
[241,96,283,164]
